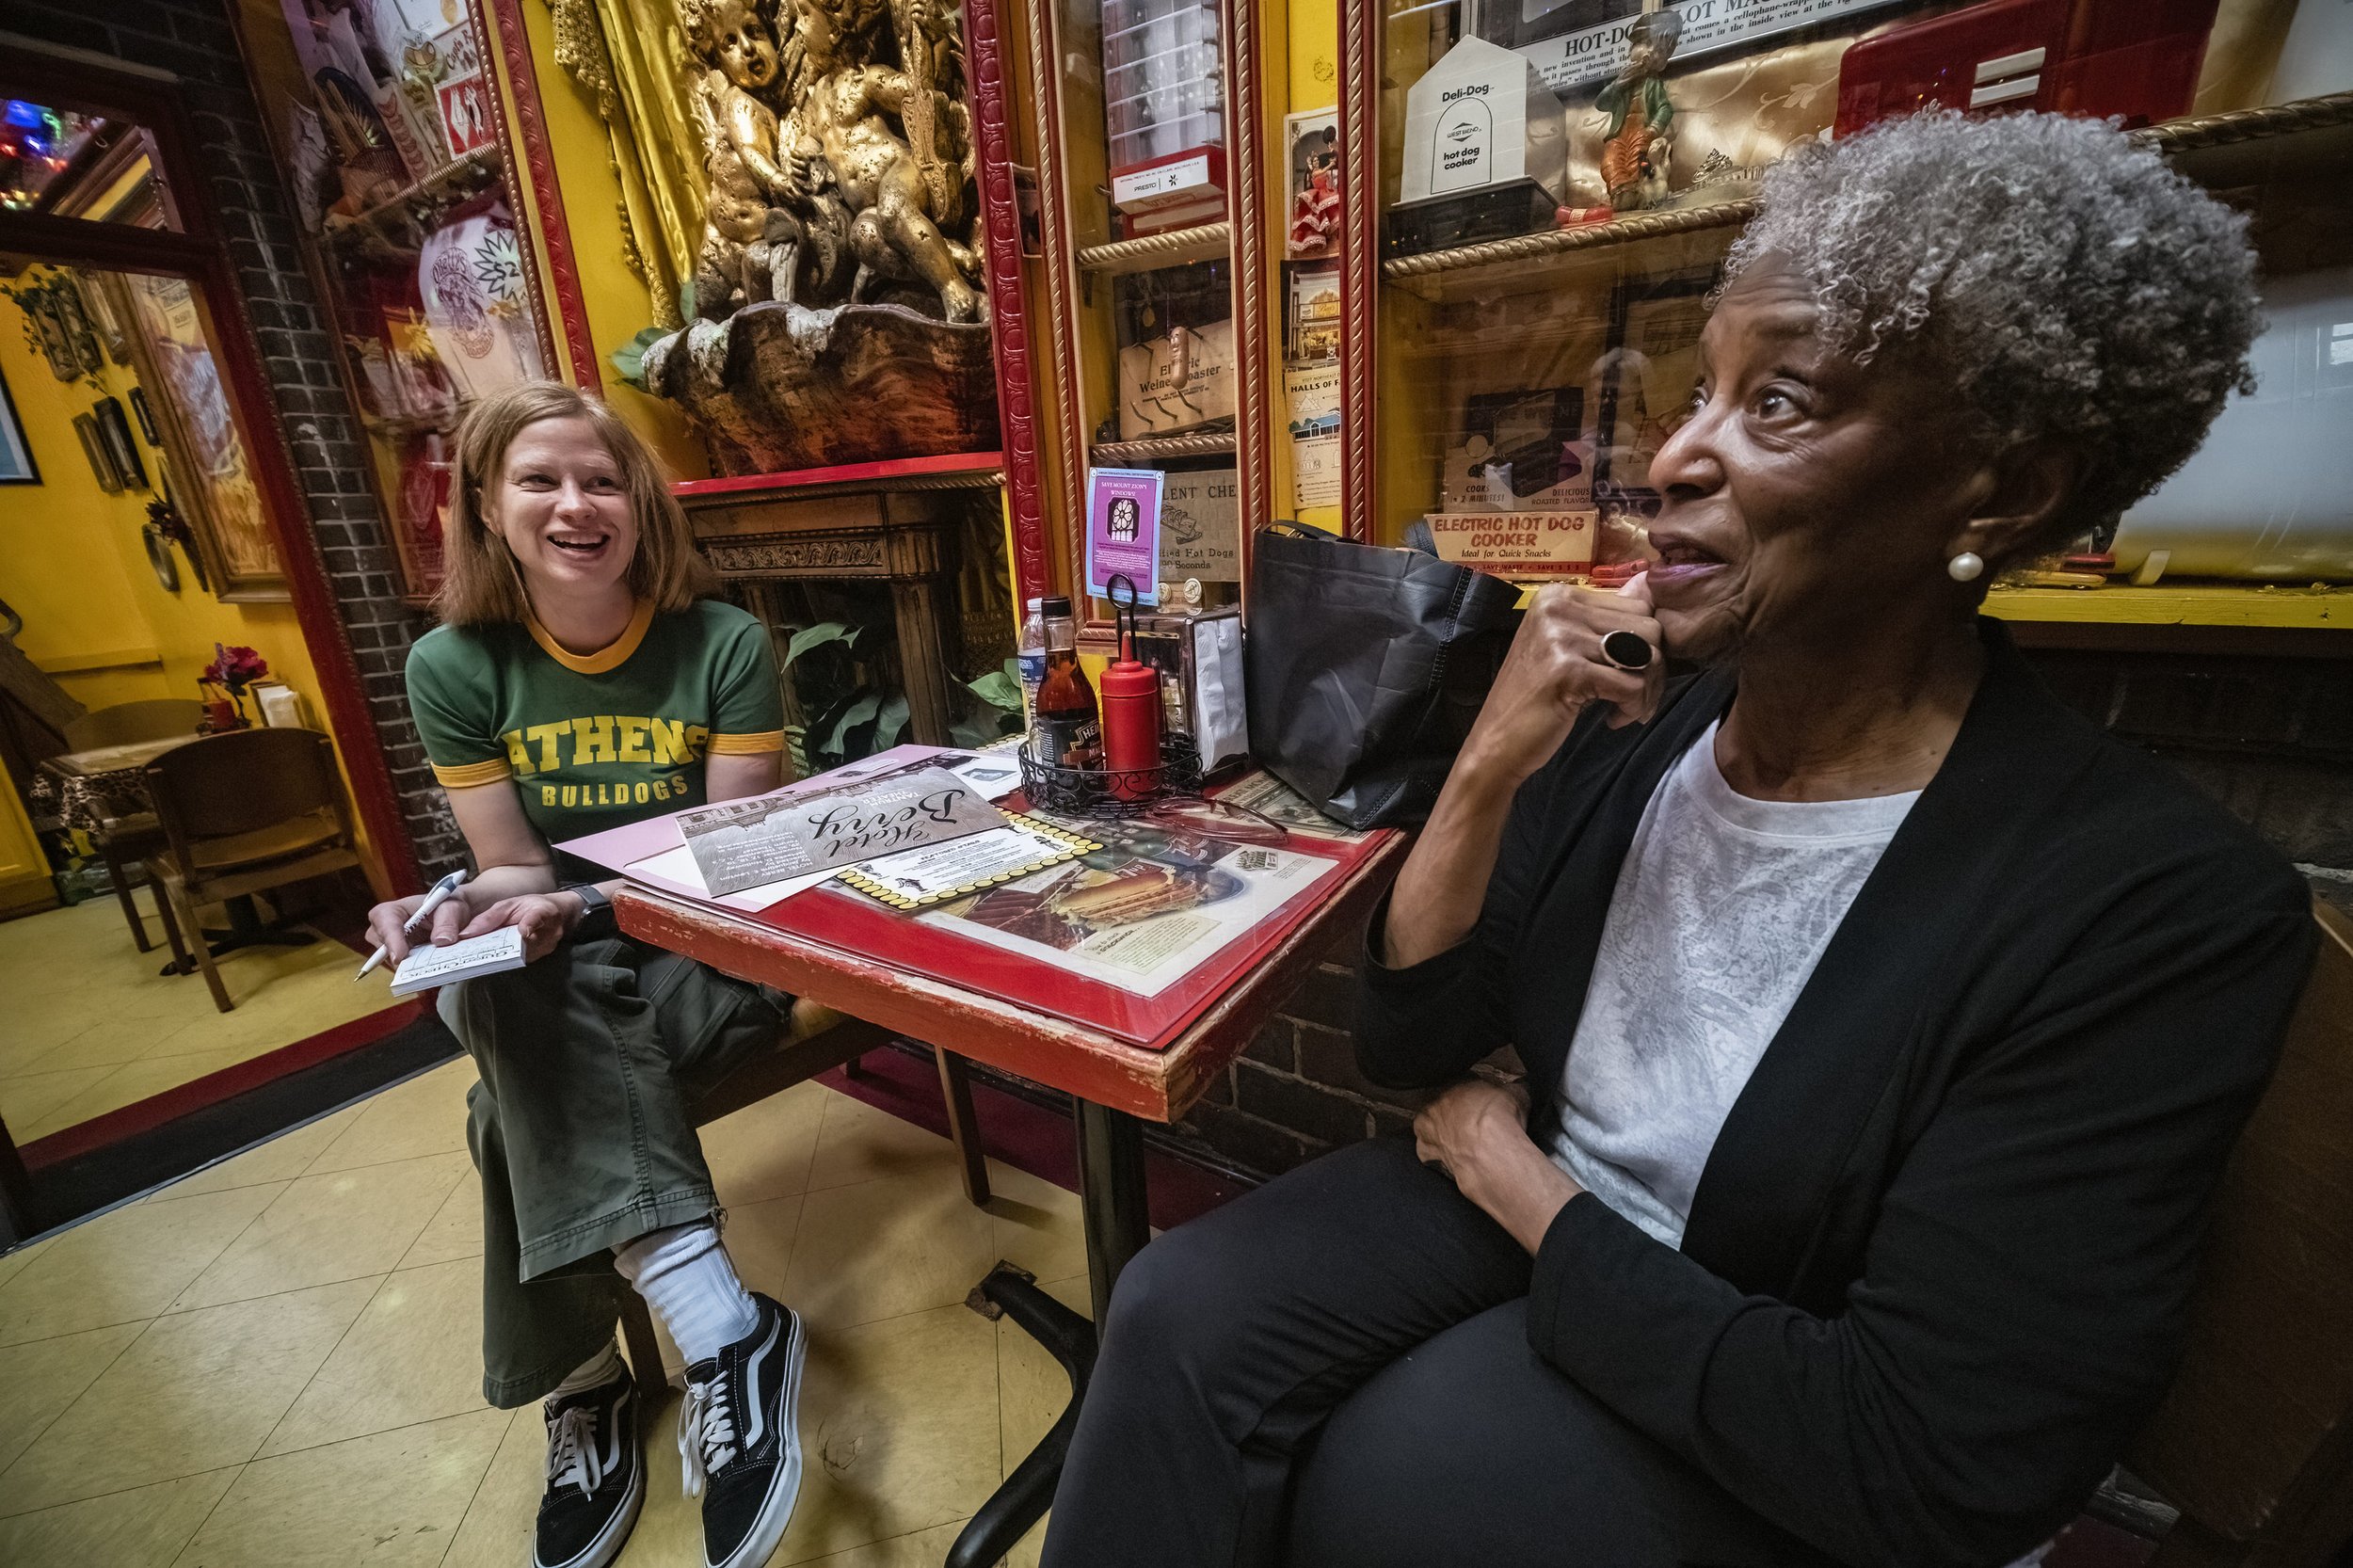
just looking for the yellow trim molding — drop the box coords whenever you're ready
[38,646,165,675]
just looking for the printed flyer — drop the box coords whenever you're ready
[1085,466,1164,602]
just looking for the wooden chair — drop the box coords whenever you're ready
[2124,903,2353,1568]
[141,727,365,1012]
[60,697,203,952]
[616,1016,991,1404]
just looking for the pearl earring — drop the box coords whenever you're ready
[1947,552,1984,583]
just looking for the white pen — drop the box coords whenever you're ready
[355,868,470,981]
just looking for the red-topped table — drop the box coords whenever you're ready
[614,821,1406,1564]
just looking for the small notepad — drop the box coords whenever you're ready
[389,925,529,997]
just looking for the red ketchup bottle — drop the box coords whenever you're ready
[1099,581,1164,801]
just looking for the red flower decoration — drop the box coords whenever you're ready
[201,643,270,693]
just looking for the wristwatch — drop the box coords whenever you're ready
[562,882,616,941]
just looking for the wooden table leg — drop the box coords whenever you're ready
[1075,1101,1147,1327]
[935,1048,991,1207]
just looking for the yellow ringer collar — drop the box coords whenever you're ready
[525,598,655,674]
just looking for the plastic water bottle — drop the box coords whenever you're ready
[1016,597,1047,729]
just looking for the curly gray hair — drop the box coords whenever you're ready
[1723,110,2260,544]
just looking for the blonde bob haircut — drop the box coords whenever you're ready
[436,380,715,627]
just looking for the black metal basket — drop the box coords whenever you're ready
[1017,732,1203,818]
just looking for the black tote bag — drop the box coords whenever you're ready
[1244,522,1522,829]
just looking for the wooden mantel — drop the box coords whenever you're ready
[677,455,1006,748]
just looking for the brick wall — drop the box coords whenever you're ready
[1165,644,2353,1183]
[8,4,460,874]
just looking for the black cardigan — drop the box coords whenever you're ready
[1357,621,2314,1568]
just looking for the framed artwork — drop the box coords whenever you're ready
[100,272,289,601]
[93,396,149,489]
[73,411,124,492]
[77,270,133,365]
[128,385,160,444]
[0,368,35,485]
[4,269,104,382]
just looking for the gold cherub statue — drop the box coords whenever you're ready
[682,0,800,316]
[773,0,981,322]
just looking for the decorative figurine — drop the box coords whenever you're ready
[777,0,980,322]
[1594,7,1683,213]
[636,0,996,472]
[1288,124,1341,258]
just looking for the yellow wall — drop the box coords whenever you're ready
[1284,0,1344,537]
[1289,0,1338,113]
[0,288,331,737]
[500,0,710,480]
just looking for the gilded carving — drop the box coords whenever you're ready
[705,536,891,572]
[636,0,999,472]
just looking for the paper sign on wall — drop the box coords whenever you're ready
[1426,509,1597,577]
[1159,470,1241,581]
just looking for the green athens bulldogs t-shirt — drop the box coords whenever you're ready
[407,599,784,856]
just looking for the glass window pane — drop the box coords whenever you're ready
[0,104,178,231]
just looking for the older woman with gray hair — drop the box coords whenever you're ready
[1038,111,2315,1568]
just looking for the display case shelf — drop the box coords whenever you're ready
[1075,221,1234,275]
[1365,92,2353,296]
[2133,89,2353,155]
[358,401,470,440]
[1338,0,2353,632]
[1381,198,1758,288]
[322,145,503,248]
[1985,584,2353,632]
[1089,431,1238,464]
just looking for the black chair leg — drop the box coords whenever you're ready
[619,1289,668,1416]
[104,849,152,952]
[947,1264,1097,1568]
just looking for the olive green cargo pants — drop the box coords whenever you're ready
[437,936,787,1408]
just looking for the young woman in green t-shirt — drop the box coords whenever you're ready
[365,382,805,1568]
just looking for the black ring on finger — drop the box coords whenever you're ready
[1600,629,1655,671]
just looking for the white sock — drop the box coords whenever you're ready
[613,1223,760,1368]
[550,1340,625,1400]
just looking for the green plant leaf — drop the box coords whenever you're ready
[873,693,910,750]
[609,326,668,391]
[785,620,860,668]
[824,691,882,754]
[967,665,1022,712]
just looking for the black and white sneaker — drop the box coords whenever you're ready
[678,1293,807,1568]
[536,1372,644,1568]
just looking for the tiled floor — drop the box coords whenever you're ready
[0,896,407,1144]
[0,1056,1083,1567]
